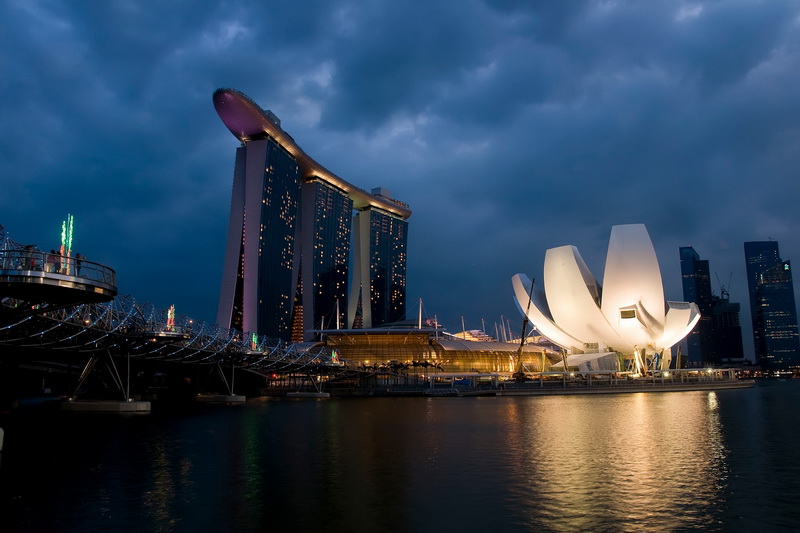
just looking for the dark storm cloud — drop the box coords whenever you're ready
[2,0,800,358]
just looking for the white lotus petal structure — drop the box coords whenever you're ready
[512,224,700,364]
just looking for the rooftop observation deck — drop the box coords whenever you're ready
[213,88,412,220]
[1,248,117,305]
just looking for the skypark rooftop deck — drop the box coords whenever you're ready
[213,88,411,219]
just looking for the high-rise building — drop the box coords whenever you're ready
[680,247,713,363]
[680,246,744,365]
[708,292,744,363]
[213,89,411,341]
[300,179,353,331]
[216,137,301,340]
[744,241,800,369]
[348,200,408,329]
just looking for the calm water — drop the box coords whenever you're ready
[1,381,799,532]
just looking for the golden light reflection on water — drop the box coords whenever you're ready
[244,394,732,531]
[504,392,728,531]
[124,392,734,531]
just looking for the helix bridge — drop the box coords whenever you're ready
[0,224,361,399]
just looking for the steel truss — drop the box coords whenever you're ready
[0,294,358,377]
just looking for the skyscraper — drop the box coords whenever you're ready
[744,241,800,369]
[216,137,301,340]
[213,89,411,341]
[680,246,744,365]
[348,197,409,329]
[680,246,713,363]
[300,179,353,331]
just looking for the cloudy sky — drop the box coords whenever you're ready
[2,0,800,359]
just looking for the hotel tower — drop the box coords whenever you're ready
[213,89,411,341]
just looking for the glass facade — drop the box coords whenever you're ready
[219,137,302,340]
[368,209,408,327]
[744,241,800,369]
[220,142,411,341]
[755,261,799,368]
[255,139,301,339]
[680,247,713,363]
[305,180,353,331]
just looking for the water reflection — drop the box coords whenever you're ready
[142,436,184,530]
[6,385,800,532]
[499,392,730,531]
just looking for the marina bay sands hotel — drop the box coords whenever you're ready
[213,89,411,341]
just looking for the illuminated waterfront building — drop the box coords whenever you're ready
[309,327,560,375]
[213,89,411,340]
[744,241,800,369]
[513,224,700,372]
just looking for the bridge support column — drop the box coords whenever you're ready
[70,349,133,402]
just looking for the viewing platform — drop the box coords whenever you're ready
[0,248,117,305]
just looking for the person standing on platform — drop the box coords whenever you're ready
[46,250,56,273]
[75,253,83,276]
[24,245,38,270]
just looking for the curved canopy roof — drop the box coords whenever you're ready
[512,224,700,356]
[213,88,411,219]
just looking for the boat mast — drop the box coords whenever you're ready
[514,278,535,382]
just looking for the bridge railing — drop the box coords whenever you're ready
[0,249,116,287]
[1,291,352,373]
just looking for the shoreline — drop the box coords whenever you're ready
[278,377,758,398]
[493,378,756,396]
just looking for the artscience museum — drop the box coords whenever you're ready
[512,224,700,374]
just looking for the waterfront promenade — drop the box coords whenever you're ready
[272,367,754,397]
